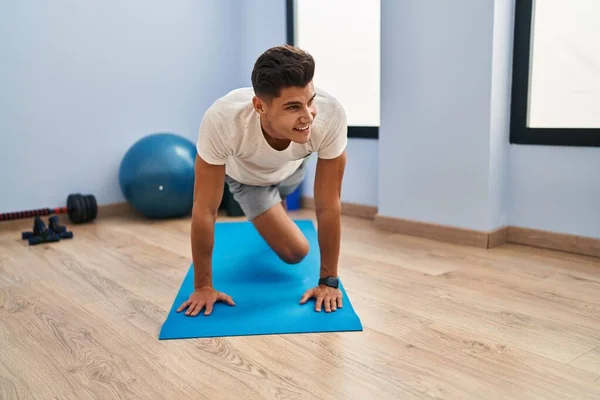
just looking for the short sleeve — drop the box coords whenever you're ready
[196,114,229,165]
[317,105,348,159]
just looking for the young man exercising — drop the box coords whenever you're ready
[177,45,347,317]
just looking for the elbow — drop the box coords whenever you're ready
[192,202,219,222]
[315,198,342,215]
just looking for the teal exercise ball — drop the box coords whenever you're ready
[119,132,196,219]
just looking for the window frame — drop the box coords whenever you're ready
[510,0,600,147]
[286,0,378,139]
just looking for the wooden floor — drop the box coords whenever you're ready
[1,209,600,399]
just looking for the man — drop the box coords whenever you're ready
[176,45,347,317]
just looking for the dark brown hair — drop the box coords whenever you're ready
[251,45,315,99]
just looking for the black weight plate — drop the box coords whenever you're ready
[67,194,76,211]
[67,194,76,222]
[85,195,93,221]
[67,193,83,223]
[88,195,98,220]
[73,195,85,223]
[80,195,88,224]
[85,195,96,222]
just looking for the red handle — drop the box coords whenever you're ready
[0,206,68,221]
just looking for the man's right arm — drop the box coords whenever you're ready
[190,154,225,290]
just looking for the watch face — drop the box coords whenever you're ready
[326,277,339,288]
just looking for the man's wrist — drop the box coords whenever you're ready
[194,282,212,290]
[194,279,212,289]
[318,275,339,288]
[319,269,337,279]
[193,268,213,290]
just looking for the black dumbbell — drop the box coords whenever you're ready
[48,216,73,239]
[21,217,61,246]
[1,193,97,224]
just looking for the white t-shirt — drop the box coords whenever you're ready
[196,87,348,186]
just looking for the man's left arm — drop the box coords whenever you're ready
[298,150,346,313]
[313,150,346,279]
[298,102,348,313]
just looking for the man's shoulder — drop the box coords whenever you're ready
[203,87,255,125]
[312,87,347,137]
[314,87,344,116]
[197,88,256,163]
[310,87,348,159]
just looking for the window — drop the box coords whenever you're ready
[286,0,380,139]
[510,0,600,146]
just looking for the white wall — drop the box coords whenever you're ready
[237,0,287,88]
[509,146,600,238]
[507,1,600,238]
[377,0,598,239]
[0,0,241,213]
[487,0,515,230]
[378,0,499,232]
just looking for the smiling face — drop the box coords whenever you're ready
[253,82,317,145]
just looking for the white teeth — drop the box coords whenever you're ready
[295,125,309,131]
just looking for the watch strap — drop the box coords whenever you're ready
[319,276,339,288]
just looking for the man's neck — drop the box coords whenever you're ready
[260,117,290,151]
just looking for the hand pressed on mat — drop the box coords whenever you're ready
[299,285,343,312]
[177,286,235,316]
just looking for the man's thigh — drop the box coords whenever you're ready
[225,176,309,264]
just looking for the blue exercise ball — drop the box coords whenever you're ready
[119,132,196,219]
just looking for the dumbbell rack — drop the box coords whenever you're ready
[21,216,74,246]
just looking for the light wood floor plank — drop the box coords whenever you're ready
[345,259,600,364]
[0,360,32,400]
[570,347,600,376]
[2,210,600,399]
[404,323,600,399]
[0,304,78,399]
[1,282,203,400]
[80,301,319,400]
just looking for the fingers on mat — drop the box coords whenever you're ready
[218,292,235,306]
[177,300,191,312]
[324,298,332,312]
[188,301,205,316]
[315,295,324,312]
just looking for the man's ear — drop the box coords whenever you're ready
[252,96,266,114]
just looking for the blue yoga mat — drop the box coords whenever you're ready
[159,219,363,339]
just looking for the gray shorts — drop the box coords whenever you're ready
[225,158,308,220]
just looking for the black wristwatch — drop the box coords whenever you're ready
[319,276,339,288]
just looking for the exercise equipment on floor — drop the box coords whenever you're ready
[119,132,196,219]
[21,216,73,246]
[159,220,362,340]
[0,193,97,224]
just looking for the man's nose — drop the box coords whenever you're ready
[302,106,316,122]
[300,110,313,123]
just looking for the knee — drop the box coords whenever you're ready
[279,238,309,264]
